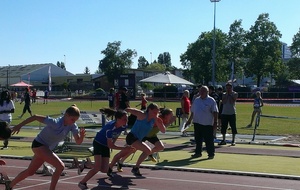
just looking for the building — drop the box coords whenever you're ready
[0,63,73,89]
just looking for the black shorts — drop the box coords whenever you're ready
[93,140,110,157]
[126,132,138,145]
[142,136,159,145]
[31,139,44,148]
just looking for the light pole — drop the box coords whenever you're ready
[210,0,220,86]
[150,52,152,64]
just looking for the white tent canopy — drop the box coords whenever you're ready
[139,71,194,85]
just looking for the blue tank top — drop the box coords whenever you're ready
[130,113,155,141]
[253,97,261,108]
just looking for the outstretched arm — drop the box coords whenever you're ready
[12,115,46,135]
[125,108,145,119]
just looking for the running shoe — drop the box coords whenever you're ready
[107,167,114,177]
[117,161,123,172]
[78,182,89,190]
[208,155,215,160]
[191,153,202,158]
[78,160,86,175]
[5,180,12,190]
[148,154,157,162]
[218,140,226,145]
[131,167,142,176]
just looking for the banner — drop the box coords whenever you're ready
[28,73,30,84]
[48,66,52,91]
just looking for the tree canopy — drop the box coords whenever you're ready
[157,52,172,69]
[180,13,289,87]
[244,13,282,86]
[98,41,137,83]
[56,61,66,70]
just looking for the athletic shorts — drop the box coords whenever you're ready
[93,140,110,157]
[126,132,138,145]
[142,136,159,145]
[31,139,44,148]
[253,107,261,112]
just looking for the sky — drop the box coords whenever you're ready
[1,0,299,74]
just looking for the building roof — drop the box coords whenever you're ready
[0,63,52,78]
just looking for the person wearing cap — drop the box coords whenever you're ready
[218,82,238,146]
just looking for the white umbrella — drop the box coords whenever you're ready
[139,71,194,85]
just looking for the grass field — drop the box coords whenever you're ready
[11,98,300,136]
[3,99,300,176]
[3,135,300,176]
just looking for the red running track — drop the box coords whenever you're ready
[1,158,300,190]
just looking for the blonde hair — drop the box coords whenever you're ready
[65,104,80,117]
[184,90,190,96]
[160,108,173,117]
[146,103,159,112]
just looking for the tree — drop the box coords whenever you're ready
[290,28,300,58]
[226,19,246,81]
[157,52,172,69]
[287,58,300,79]
[244,13,282,87]
[137,56,149,69]
[56,61,66,70]
[98,41,137,83]
[274,62,291,87]
[84,66,90,74]
[145,62,166,71]
[180,30,228,84]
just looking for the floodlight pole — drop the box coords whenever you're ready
[210,0,220,86]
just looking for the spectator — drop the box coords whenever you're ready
[43,89,49,104]
[118,87,130,110]
[31,89,37,104]
[218,83,238,146]
[247,91,264,128]
[208,86,220,138]
[19,88,32,118]
[179,90,191,137]
[107,88,115,109]
[136,93,148,110]
[114,87,122,110]
[217,86,223,130]
[0,121,11,166]
[185,86,218,159]
[0,90,15,149]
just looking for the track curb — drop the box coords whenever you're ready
[2,155,300,181]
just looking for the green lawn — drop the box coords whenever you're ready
[11,99,300,136]
[4,99,300,176]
